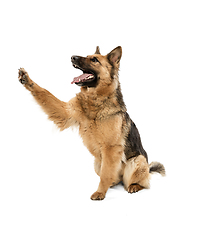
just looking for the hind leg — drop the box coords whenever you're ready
[123,155,150,193]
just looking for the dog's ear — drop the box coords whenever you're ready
[95,46,100,54]
[107,46,122,65]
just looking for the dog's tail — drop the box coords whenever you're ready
[149,162,166,176]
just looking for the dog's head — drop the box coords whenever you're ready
[71,46,122,91]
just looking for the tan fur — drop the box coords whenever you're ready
[18,46,164,200]
[18,67,126,200]
[123,155,150,192]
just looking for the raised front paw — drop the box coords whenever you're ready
[18,68,29,84]
[90,191,105,200]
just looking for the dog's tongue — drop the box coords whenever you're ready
[71,73,94,84]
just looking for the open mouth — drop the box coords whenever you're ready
[71,64,96,86]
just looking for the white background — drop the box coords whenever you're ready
[1,0,206,239]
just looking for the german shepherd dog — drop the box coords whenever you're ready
[18,46,165,200]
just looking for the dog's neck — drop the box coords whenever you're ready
[76,81,127,120]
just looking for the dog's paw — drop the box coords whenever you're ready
[18,68,29,84]
[18,68,32,85]
[90,191,105,200]
[127,184,144,194]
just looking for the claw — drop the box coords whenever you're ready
[21,79,26,84]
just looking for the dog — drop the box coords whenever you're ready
[18,46,165,200]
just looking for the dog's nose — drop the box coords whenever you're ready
[71,55,79,62]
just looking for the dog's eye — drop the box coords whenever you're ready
[91,57,99,63]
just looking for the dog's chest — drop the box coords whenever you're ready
[78,119,104,154]
[78,115,124,158]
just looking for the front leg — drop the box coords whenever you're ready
[18,68,70,131]
[91,145,123,200]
